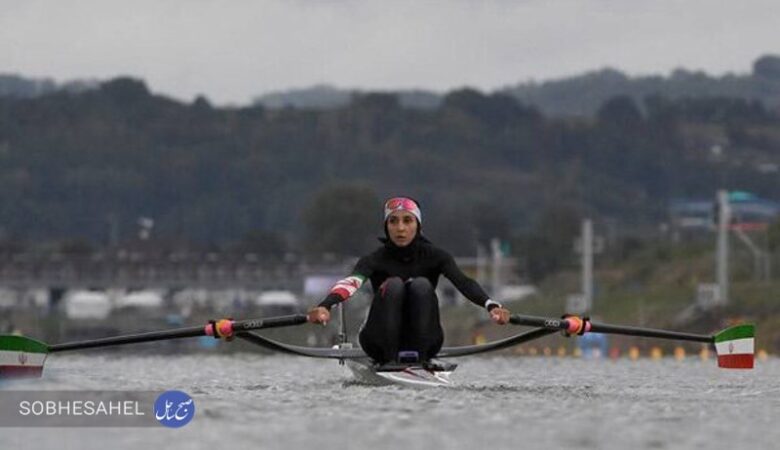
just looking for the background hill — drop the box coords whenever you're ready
[504,54,780,116]
[252,55,780,117]
[1,60,780,265]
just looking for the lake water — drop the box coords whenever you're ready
[1,354,777,450]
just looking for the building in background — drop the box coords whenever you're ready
[669,191,780,238]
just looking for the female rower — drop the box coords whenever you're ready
[307,196,510,364]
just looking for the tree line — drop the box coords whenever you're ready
[1,77,779,281]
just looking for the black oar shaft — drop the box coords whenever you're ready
[49,314,307,353]
[589,322,712,343]
[509,314,713,344]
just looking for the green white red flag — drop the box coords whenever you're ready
[714,324,755,369]
[0,335,49,378]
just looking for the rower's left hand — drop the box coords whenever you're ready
[490,307,510,325]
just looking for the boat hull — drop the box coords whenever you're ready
[345,359,455,388]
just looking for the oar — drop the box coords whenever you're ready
[509,314,755,369]
[48,314,308,352]
[0,314,308,379]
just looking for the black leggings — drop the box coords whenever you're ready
[358,277,444,364]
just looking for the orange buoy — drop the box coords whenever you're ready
[700,346,710,361]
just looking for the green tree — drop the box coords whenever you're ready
[302,185,380,257]
[597,95,643,129]
[753,54,780,79]
[514,205,582,282]
[768,219,780,251]
[236,230,288,259]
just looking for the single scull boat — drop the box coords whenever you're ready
[0,312,755,388]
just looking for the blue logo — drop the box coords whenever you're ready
[154,390,195,428]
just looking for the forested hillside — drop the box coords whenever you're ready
[253,55,780,117]
[1,77,779,259]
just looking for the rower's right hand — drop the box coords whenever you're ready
[307,306,330,325]
[490,306,511,325]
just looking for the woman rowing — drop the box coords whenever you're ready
[307,196,511,365]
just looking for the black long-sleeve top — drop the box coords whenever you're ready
[318,237,491,310]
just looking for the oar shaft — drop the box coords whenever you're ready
[509,314,713,344]
[589,322,712,343]
[49,314,308,353]
[49,327,203,352]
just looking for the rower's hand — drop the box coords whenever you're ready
[307,306,330,325]
[489,307,510,325]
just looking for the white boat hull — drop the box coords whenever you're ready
[345,359,455,388]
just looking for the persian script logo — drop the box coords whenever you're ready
[728,342,734,354]
[154,390,195,428]
[18,352,27,365]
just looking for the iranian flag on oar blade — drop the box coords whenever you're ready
[714,324,755,369]
[0,335,49,378]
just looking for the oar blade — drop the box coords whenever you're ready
[0,335,49,379]
[714,324,755,369]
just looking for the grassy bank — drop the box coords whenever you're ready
[506,241,780,352]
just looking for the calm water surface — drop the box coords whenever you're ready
[1,354,777,450]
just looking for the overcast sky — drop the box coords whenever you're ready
[2,0,779,105]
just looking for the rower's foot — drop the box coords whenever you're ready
[421,359,447,371]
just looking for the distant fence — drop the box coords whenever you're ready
[0,251,348,290]
[0,251,513,297]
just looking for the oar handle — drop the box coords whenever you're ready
[49,314,308,353]
[509,314,713,344]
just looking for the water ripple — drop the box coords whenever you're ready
[0,354,777,450]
